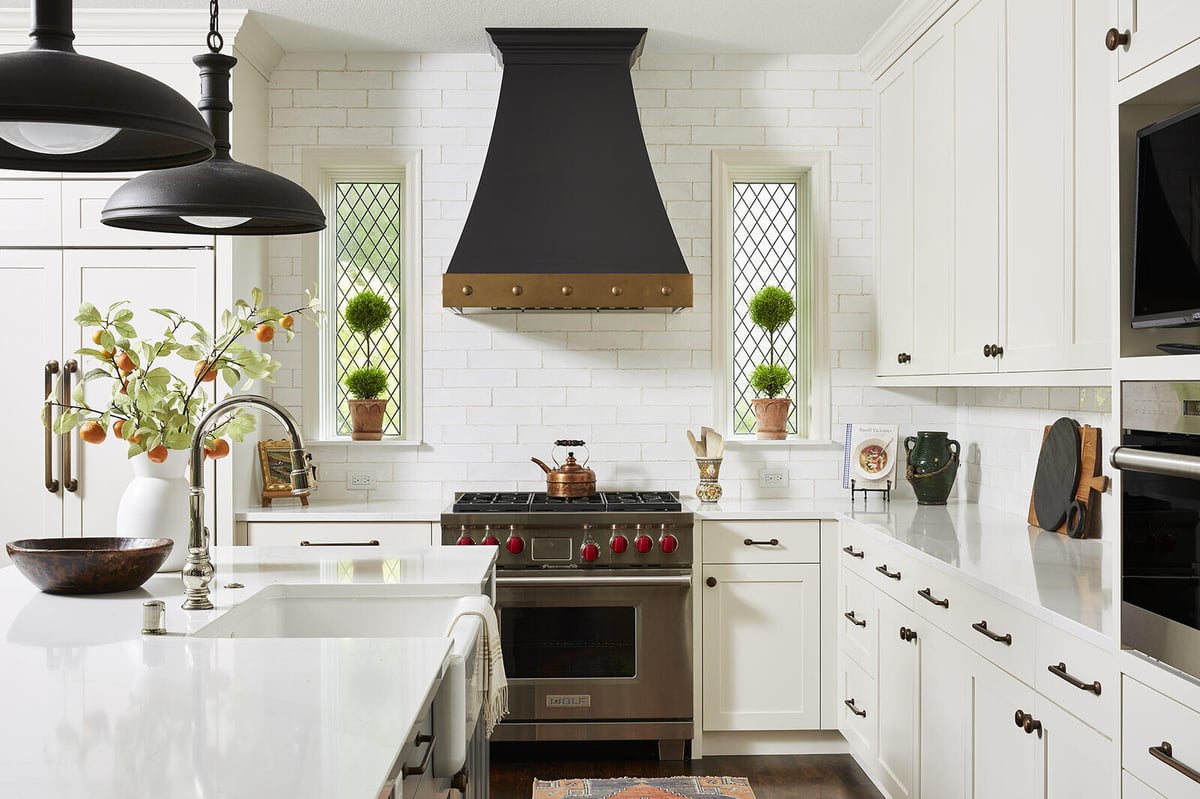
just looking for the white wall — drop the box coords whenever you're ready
[261,50,1112,518]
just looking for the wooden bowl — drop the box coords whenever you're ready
[5,537,174,595]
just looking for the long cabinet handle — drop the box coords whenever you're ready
[842,544,864,559]
[972,620,1012,645]
[875,564,902,580]
[744,538,780,546]
[401,733,435,778]
[61,360,78,493]
[299,539,380,547]
[844,698,867,718]
[1047,662,1101,695]
[918,587,949,608]
[1149,741,1200,785]
[844,610,867,628]
[44,360,60,494]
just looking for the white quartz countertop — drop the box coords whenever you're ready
[0,545,497,799]
[840,500,1113,646]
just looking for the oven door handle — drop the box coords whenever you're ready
[496,573,693,588]
[1111,446,1200,481]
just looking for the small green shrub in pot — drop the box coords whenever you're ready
[341,290,393,440]
[746,285,796,439]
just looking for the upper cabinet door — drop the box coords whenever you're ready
[876,62,915,377]
[60,180,202,248]
[0,182,62,246]
[1116,0,1200,80]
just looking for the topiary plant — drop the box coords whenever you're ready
[747,286,796,398]
[342,290,392,401]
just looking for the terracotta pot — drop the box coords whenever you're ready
[348,398,387,441]
[751,398,791,440]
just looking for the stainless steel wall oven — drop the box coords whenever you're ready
[441,492,693,759]
[1113,381,1200,681]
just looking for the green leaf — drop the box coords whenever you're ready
[112,321,137,338]
[75,303,102,325]
[113,308,134,323]
[177,345,206,361]
[221,367,239,388]
[82,367,110,382]
[163,429,192,450]
[251,287,264,307]
[55,411,80,434]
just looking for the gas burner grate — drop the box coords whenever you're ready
[530,493,607,512]
[601,491,683,512]
[452,492,535,512]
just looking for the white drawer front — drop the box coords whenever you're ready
[840,568,877,676]
[838,654,877,759]
[1123,770,1168,799]
[863,542,917,609]
[1123,675,1200,797]
[702,520,819,564]
[245,521,434,547]
[911,564,967,635]
[838,520,877,579]
[953,582,1037,685]
[1034,624,1114,736]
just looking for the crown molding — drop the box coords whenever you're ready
[0,7,281,76]
[859,0,957,78]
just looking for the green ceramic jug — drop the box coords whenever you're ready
[904,431,960,505]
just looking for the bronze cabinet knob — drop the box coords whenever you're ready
[511,285,523,296]
[1105,27,1130,51]
[461,285,473,296]
[897,352,911,364]
[561,285,573,296]
[705,576,717,588]
[611,286,623,296]
[661,285,673,296]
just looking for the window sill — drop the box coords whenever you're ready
[305,437,424,448]
[722,436,842,451]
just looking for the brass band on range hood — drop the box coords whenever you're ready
[443,273,693,312]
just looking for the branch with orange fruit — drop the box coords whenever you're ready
[44,287,321,461]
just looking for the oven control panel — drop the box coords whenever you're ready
[443,521,692,568]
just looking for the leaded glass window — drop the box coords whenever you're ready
[333,182,403,437]
[731,181,801,436]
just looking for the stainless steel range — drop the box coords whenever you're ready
[440,491,693,759]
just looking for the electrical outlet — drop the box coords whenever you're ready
[346,471,375,489]
[759,468,787,488]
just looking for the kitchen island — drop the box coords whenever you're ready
[0,544,496,798]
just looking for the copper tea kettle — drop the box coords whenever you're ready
[531,440,597,497]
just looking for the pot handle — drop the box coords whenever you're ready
[553,440,589,466]
[947,438,961,461]
[903,435,916,455]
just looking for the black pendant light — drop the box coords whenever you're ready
[0,0,214,172]
[100,0,325,235]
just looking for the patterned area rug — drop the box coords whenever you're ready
[531,776,757,799]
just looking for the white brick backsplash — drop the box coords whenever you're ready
[261,50,1096,510]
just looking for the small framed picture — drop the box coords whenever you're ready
[258,439,309,506]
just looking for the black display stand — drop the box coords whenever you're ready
[850,478,891,505]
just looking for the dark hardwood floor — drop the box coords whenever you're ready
[489,742,886,799]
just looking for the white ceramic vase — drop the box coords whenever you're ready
[115,451,190,572]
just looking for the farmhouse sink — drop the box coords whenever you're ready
[193,584,485,777]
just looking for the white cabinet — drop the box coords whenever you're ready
[876,593,919,799]
[701,520,822,731]
[875,0,1112,380]
[5,247,217,551]
[1116,0,1200,80]
[917,620,969,799]
[243,521,435,546]
[970,654,1043,799]
[1122,674,1200,797]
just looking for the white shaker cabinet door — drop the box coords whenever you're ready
[875,593,919,799]
[1,251,64,551]
[701,562,822,731]
[970,654,1045,799]
[875,60,915,377]
[60,249,217,540]
[1040,696,1113,799]
[918,620,969,799]
[1116,0,1200,80]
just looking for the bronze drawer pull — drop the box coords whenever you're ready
[1105,28,1130,51]
[401,733,435,778]
[61,360,78,493]
[744,538,780,546]
[299,539,381,546]
[842,544,864,559]
[44,360,59,494]
[844,698,867,718]
[972,620,1012,645]
[1149,741,1200,784]
[1047,662,1101,695]
[900,626,917,642]
[876,564,901,580]
[918,587,949,608]
[844,610,866,628]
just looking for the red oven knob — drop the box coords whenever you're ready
[481,534,499,546]
[456,535,474,546]
[634,534,653,554]
[659,533,679,554]
[581,542,600,562]
[506,535,525,555]
[609,534,628,553]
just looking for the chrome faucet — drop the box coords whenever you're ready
[182,394,315,610]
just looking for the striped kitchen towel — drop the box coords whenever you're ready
[446,595,508,737]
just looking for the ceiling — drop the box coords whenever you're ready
[69,0,903,55]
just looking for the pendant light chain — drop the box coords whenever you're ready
[207,0,223,54]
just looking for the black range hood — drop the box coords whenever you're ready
[443,28,693,312]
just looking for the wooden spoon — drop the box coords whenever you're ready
[686,430,704,457]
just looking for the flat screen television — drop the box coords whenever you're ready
[1132,103,1200,328]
